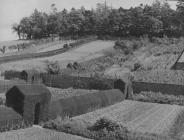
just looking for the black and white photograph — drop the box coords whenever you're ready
[1,0,184,139]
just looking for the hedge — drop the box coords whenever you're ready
[134,70,184,85]
[42,74,114,90]
[48,89,124,120]
[4,70,21,80]
[0,106,31,132]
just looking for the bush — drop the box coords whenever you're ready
[133,63,143,71]
[63,44,69,48]
[46,61,61,74]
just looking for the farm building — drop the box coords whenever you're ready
[6,84,51,124]
[20,70,42,83]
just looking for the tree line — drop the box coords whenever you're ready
[12,1,184,40]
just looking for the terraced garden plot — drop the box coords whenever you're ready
[73,100,184,136]
[0,126,91,140]
[47,87,98,101]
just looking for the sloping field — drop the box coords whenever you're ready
[73,100,184,137]
[0,40,114,72]
[0,126,91,140]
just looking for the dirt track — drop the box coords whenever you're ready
[0,40,114,72]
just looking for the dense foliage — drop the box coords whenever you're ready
[12,1,184,40]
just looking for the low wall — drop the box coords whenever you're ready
[48,89,124,120]
[133,81,184,95]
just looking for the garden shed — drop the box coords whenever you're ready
[20,70,41,83]
[6,84,51,124]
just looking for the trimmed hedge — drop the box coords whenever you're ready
[48,89,124,120]
[0,106,31,132]
[4,70,21,80]
[134,70,184,85]
[42,74,114,90]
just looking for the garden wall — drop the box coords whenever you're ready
[48,89,124,120]
[133,81,184,96]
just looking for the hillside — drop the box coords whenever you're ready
[0,40,114,72]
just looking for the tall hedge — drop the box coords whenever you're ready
[42,74,114,90]
[48,89,124,119]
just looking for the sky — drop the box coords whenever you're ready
[0,0,177,41]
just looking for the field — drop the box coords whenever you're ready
[0,40,114,72]
[0,126,91,140]
[72,100,184,138]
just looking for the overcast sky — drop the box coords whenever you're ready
[0,0,177,41]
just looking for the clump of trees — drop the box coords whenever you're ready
[12,1,184,40]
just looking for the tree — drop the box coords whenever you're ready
[12,23,21,39]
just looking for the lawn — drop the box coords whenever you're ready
[0,126,91,140]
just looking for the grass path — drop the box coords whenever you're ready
[0,126,92,140]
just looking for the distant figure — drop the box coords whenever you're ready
[32,76,35,84]
[114,74,134,100]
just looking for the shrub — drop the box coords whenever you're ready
[46,61,61,74]
[133,63,143,71]
[63,44,69,48]
[66,63,73,69]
